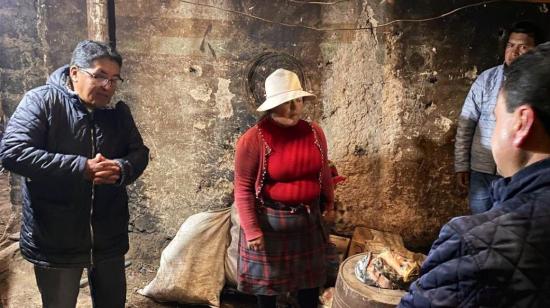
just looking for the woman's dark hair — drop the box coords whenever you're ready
[70,40,122,69]
[503,42,550,135]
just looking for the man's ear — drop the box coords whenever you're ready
[512,105,536,147]
[69,65,78,82]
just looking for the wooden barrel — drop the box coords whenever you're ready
[333,253,406,308]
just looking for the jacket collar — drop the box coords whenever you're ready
[46,65,116,114]
[46,65,89,111]
[47,65,75,97]
[491,158,550,206]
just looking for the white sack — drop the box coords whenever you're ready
[139,208,231,307]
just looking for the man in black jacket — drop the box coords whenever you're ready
[0,40,149,308]
[399,42,550,307]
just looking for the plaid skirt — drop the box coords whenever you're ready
[237,202,327,295]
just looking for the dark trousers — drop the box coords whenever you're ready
[34,256,126,308]
[257,287,319,308]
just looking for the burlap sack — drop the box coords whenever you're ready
[224,205,240,288]
[139,208,231,307]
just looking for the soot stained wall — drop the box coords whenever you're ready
[2,0,549,259]
[319,0,550,250]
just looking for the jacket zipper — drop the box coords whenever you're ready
[89,111,96,268]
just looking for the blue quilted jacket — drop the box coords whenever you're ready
[0,66,149,267]
[399,158,550,307]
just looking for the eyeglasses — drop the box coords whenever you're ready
[77,67,124,88]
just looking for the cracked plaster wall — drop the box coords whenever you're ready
[1,0,326,263]
[320,0,550,250]
[2,0,550,261]
[113,0,325,262]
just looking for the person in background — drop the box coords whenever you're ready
[454,21,544,213]
[234,68,335,308]
[0,40,149,308]
[400,41,550,308]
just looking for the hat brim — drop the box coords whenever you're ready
[256,90,316,112]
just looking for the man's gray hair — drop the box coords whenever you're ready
[70,40,122,69]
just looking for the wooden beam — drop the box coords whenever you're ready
[86,0,109,42]
[509,0,550,3]
[86,0,110,45]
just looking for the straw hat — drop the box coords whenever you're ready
[256,68,316,112]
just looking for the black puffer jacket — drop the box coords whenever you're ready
[0,66,149,267]
[399,158,550,307]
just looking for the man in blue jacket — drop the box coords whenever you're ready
[400,42,550,307]
[0,40,149,308]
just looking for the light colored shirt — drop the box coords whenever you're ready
[454,65,503,174]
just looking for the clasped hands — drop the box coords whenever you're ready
[84,153,121,185]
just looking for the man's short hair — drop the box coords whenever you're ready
[70,40,122,69]
[503,42,550,135]
[506,21,545,45]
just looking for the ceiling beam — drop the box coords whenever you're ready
[509,0,550,3]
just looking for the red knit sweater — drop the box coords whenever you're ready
[260,118,322,203]
[234,118,334,241]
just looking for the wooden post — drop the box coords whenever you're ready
[86,0,116,47]
[509,0,550,2]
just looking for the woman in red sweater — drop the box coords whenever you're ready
[234,68,334,308]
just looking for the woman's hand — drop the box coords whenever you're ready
[323,209,336,225]
[247,236,265,251]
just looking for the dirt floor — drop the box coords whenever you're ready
[0,172,256,308]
